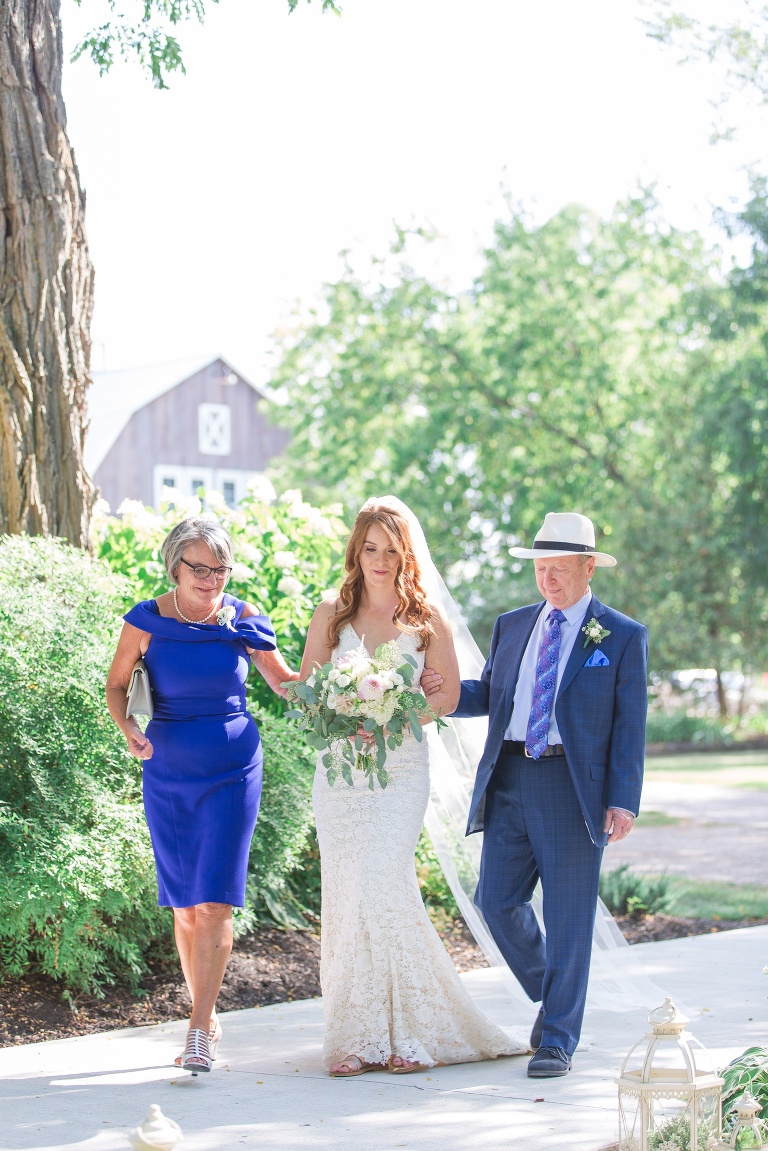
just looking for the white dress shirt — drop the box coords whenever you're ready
[504,589,593,743]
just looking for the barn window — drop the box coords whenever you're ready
[222,481,236,508]
[198,404,231,455]
[191,477,204,494]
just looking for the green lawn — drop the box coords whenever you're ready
[644,748,768,788]
[634,809,681,827]
[668,877,768,920]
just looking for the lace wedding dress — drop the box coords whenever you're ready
[312,623,528,1070]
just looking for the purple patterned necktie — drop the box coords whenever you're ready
[525,608,567,759]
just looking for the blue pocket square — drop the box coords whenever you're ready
[584,649,610,668]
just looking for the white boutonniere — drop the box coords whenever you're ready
[581,617,610,649]
[216,604,237,629]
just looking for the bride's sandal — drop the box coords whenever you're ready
[181,1027,213,1075]
[387,1055,431,1075]
[330,1054,385,1077]
[174,1018,221,1068]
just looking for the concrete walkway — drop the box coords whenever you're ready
[2,926,766,1151]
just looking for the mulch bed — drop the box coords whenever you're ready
[1,915,765,1047]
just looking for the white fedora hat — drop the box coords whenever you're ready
[509,512,617,567]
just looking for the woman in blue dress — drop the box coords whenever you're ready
[106,517,298,1074]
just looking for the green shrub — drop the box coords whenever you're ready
[93,483,348,715]
[720,1047,768,1144]
[599,864,674,918]
[0,535,169,992]
[415,830,461,929]
[645,712,733,745]
[0,529,334,992]
[242,709,318,931]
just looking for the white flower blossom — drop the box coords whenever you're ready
[216,605,237,627]
[357,674,387,702]
[279,488,304,508]
[239,542,263,564]
[273,550,298,570]
[117,499,163,532]
[270,530,291,550]
[247,474,277,504]
[277,575,303,597]
[230,563,254,581]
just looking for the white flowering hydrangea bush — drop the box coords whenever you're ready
[93,480,348,716]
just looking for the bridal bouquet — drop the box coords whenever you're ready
[284,639,446,789]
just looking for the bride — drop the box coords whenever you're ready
[299,498,528,1076]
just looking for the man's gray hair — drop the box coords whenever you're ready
[161,517,235,584]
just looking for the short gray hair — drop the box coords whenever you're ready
[161,518,235,584]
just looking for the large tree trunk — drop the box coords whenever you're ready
[0,0,94,546]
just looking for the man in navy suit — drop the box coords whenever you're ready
[451,512,647,1078]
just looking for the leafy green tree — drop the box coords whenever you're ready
[645,1,768,110]
[269,195,711,647]
[71,0,339,88]
[0,0,335,546]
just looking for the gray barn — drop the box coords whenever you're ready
[85,356,290,511]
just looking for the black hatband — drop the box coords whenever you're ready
[532,540,593,553]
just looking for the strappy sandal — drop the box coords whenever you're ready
[181,1027,213,1075]
[174,1018,221,1068]
[387,1055,431,1074]
[330,1054,385,1077]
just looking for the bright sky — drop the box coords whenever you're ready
[61,0,764,383]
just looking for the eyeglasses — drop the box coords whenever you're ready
[179,557,233,581]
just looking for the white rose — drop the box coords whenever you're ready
[335,673,351,688]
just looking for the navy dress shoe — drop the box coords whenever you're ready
[530,1007,544,1050]
[527,1046,572,1078]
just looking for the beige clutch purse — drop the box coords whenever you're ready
[126,658,154,720]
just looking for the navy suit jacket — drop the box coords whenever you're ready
[453,594,648,848]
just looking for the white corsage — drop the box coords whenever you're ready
[216,604,237,629]
[581,617,610,649]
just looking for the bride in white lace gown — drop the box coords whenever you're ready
[300,501,528,1076]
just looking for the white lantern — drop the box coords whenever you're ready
[715,1091,768,1149]
[616,997,724,1151]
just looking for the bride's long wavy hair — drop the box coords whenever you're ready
[328,504,435,652]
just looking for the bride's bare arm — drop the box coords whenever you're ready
[417,606,460,720]
[241,601,299,697]
[299,600,337,679]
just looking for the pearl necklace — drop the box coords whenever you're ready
[173,587,221,624]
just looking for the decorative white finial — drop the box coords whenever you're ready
[648,997,689,1034]
[129,1105,183,1151]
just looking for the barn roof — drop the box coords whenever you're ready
[84,355,267,473]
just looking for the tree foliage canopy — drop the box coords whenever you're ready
[70,0,339,87]
[269,192,768,676]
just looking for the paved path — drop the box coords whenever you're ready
[2,927,767,1151]
[605,781,768,885]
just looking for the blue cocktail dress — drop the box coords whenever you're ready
[123,594,276,908]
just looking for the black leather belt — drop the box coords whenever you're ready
[503,740,565,758]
